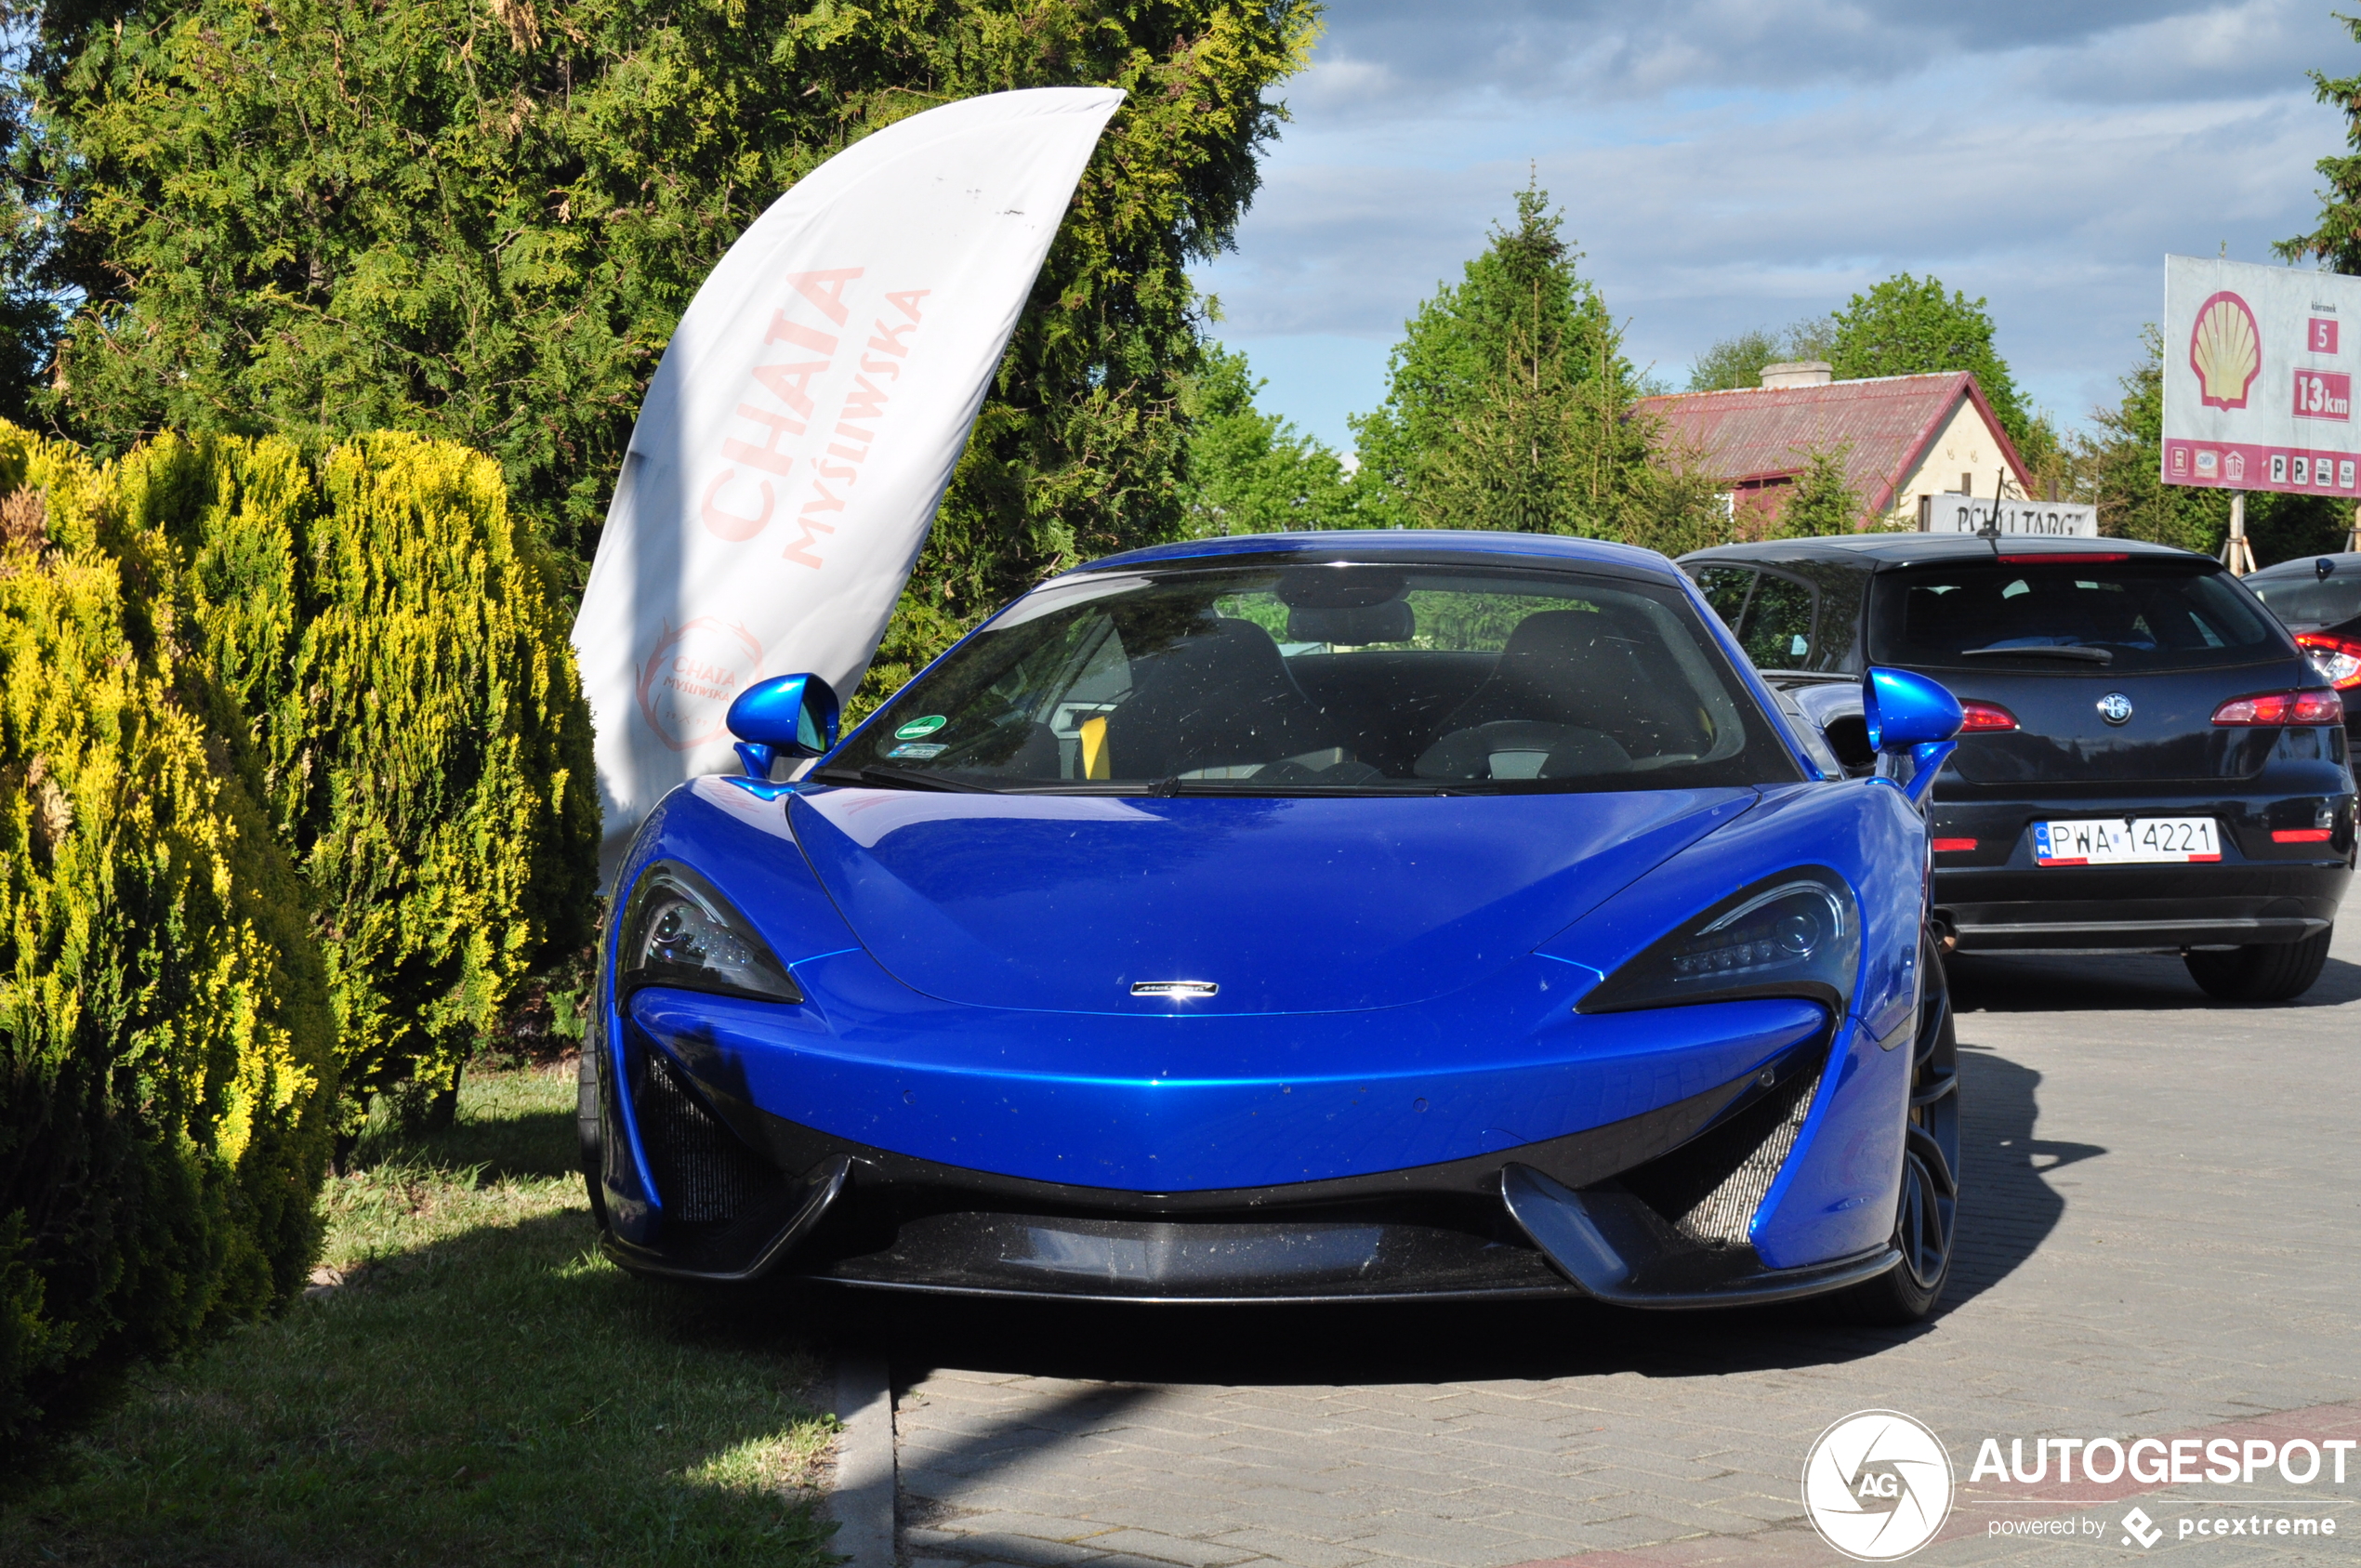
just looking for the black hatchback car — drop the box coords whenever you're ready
[2244,553,2361,741]
[1679,534,2355,1001]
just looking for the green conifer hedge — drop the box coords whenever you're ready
[1,427,336,1446]
[2,419,598,1443]
[106,429,602,1120]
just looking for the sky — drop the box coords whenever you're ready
[1191,0,2359,455]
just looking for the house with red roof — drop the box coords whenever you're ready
[1636,363,2033,532]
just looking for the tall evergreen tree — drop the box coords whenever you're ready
[1828,273,2030,443]
[1349,182,1624,533]
[0,30,65,423]
[16,0,1316,656]
[1348,182,1725,553]
[2275,11,2361,272]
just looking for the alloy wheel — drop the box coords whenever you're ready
[1898,936,1959,1290]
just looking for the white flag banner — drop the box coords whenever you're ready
[572,86,1123,858]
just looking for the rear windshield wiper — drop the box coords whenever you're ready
[807,763,993,792]
[1958,643,2115,665]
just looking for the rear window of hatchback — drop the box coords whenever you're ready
[1867,559,2290,674]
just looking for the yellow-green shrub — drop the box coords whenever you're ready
[102,429,601,1121]
[0,430,336,1443]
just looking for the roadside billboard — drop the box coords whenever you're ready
[2162,255,2361,496]
[1917,494,2097,537]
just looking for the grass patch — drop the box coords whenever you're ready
[0,1062,840,1568]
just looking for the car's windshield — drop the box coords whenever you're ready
[1867,560,2288,673]
[2248,569,2361,627]
[818,562,1799,795]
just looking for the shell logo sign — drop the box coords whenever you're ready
[2189,291,2261,410]
[2163,255,2361,500]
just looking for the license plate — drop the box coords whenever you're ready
[2033,817,2221,865]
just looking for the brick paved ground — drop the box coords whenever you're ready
[849,891,2361,1567]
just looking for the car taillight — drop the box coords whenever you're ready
[2210,689,2346,726]
[1957,700,2019,731]
[2295,632,2361,690]
[2272,828,2334,843]
[1932,837,1978,853]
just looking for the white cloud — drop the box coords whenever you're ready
[1207,0,2354,447]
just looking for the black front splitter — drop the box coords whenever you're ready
[794,1171,1900,1309]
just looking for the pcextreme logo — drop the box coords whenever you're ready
[1802,1410,1957,1561]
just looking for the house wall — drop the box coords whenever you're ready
[1731,476,1794,539]
[1884,397,2025,524]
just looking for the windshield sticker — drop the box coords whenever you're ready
[886,743,947,759]
[894,714,949,740]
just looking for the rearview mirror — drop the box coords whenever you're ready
[1862,666,1963,805]
[725,673,840,780]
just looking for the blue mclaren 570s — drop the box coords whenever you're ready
[582,531,1969,1322]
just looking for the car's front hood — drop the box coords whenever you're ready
[786,786,1757,1014]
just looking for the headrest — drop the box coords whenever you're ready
[1287,600,1415,645]
[1277,567,1407,610]
[1497,608,1624,661]
[1131,617,1290,688]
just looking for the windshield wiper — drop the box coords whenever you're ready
[1958,643,2115,665]
[808,763,993,792]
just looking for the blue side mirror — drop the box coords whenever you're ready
[1862,666,1963,805]
[725,673,840,781]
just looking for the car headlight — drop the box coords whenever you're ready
[1576,868,1860,1014]
[615,861,803,1004]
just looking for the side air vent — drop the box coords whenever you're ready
[1617,1069,1818,1246]
[630,1048,774,1225]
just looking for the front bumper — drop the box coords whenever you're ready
[598,1011,1901,1306]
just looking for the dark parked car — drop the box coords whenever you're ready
[2245,554,2361,742]
[1679,534,2355,1002]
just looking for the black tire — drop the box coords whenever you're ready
[1829,932,1959,1326]
[577,1040,611,1230]
[2183,926,2333,1004]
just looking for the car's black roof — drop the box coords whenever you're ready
[2244,552,2357,582]
[1678,534,2209,572]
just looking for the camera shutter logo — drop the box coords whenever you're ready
[1801,1410,1955,1561]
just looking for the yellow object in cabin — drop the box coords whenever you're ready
[1079,715,1112,780]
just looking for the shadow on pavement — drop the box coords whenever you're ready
[824,1285,1903,1391]
[1945,1046,2103,1311]
[1946,950,2361,1012]
[802,1050,2080,1391]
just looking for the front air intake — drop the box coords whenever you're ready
[629,1048,774,1225]
[1617,1068,1818,1246]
